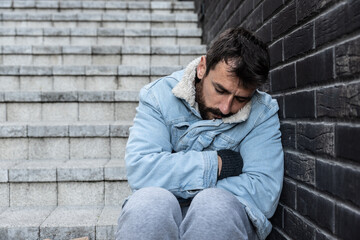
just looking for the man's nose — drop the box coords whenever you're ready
[219,96,232,115]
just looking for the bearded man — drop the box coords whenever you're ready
[116,27,284,240]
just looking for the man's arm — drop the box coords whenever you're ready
[125,86,218,199]
[216,110,284,219]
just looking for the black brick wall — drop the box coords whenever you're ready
[194,0,360,239]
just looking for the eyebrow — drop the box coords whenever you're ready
[213,82,253,100]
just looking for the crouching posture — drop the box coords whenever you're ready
[116,27,284,240]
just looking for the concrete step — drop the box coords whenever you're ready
[0,45,205,66]
[0,27,202,46]
[0,65,184,91]
[0,122,131,160]
[0,205,123,239]
[0,12,198,28]
[0,159,130,205]
[0,1,194,14]
[0,90,139,122]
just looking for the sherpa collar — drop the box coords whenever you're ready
[172,57,252,124]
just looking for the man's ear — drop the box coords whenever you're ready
[197,56,206,79]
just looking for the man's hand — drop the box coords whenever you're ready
[217,150,243,180]
[217,155,222,176]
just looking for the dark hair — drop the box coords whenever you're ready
[205,27,270,89]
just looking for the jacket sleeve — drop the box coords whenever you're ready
[125,85,218,199]
[216,107,284,219]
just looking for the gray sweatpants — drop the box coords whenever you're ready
[116,187,258,240]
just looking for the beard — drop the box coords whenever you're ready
[195,79,233,120]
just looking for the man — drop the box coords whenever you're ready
[116,27,284,240]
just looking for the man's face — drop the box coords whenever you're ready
[195,57,255,120]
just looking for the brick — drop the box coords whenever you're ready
[316,159,360,207]
[267,228,287,240]
[315,230,337,240]
[280,122,295,149]
[284,22,314,60]
[263,0,283,20]
[346,0,360,35]
[283,208,315,240]
[335,125,360,162]
[243,4,262,32]
[269,205,283,229]
[269,40,283,68]
[271,64,295,92]
[317,83,360,119]
[272,1,296,39]
[255,20,272,44]
[284,91,315,118]
[240,0,253,19]
[273,96,284,119]
[336,37,360,78]
[335,204,360,240]
[284,151,315,184]
[315,4,347,47]
[296,49,333,87]
[297,123,334,156]
[280,179,296,209]
[297,0,334,22]
[297,186,335,232]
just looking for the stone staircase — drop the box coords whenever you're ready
[0,0,204,239]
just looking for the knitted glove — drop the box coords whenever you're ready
[217,149,243,180]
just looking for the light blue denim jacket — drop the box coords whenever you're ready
[125,58,284,239]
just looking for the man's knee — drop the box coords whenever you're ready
[190,188,241,214]
[122,187,181,218]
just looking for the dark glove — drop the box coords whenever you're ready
[217,149,243,180]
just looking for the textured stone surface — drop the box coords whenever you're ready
[28,138,69,160]
[0,206,55,239]
[70,138,110,159]
[58,182,104,206]
[297,123,334,156]
[40,206,102,240]
[9,160,64,182]
[284,151,315,185]
[57,159,108,181]
[105,181,131,206]
[0,139,28,160]
[96,206,123,240]
[0,183,9,206]
[104,159,127,180]
[10,182,57,206]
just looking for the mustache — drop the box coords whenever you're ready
[205,107,233,118]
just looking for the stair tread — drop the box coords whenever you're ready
[1,159,127,182]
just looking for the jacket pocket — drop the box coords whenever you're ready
[170,122,190,150]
